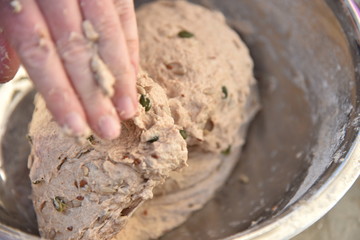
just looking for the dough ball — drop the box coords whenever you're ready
[115,1,259,239]
[138,0,257,154]
[28,73,187,240]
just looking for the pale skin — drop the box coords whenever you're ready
[0,0,139,140]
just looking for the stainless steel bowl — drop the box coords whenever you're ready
[0,0,359,239]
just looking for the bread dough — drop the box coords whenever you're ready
[28,73,187,240]
[137,0,258,194]
[28,1,259,240]
[114,146,244,240]
[115,1,259,239]
[137,0,256,154]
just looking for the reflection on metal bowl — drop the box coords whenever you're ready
[0,0,359,239]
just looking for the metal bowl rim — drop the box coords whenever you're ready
[0,1,359,240]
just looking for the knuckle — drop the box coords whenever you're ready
[80,91,95,103]
[17,37,52,68]
[126,38,139,51]
[96,18,119,40]
[44,89,76,120]
[113,63,133,80]
[46,87,72,105]
[114,0,135,22]
[57,34,91,63]
[114,0,133,13]
[81,94,109,115]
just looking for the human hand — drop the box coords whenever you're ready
[0,0,139,140]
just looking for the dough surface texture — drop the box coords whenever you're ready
[115,1,259,239]
[29,73,188,240]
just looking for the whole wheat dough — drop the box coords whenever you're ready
[115,1,259,239]
[137,0,258,194]
[28,1,259,240]
[28,73,188,240]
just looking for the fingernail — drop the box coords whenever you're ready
[98,115,121,140]
[116,96,136,120]
[64,112,88,136]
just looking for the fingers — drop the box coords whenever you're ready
[36,0,121,139]
[0,0,88,137]
[0,0,139,139]
[114,0,139,73]
[0,31,20,82]
[79,0,138,120]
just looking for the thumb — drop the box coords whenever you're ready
[0,31,20,83]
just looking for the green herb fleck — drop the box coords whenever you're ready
[32,179,44,185]
[139,94,151,112]
[178,30,194,38]
[52,196,67,212]
[221,145,231,156]
[26,135,33,145]
[179,129,188,140]
[222,86,228,99]
[87,135,96,144]
[147,136,159,143]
